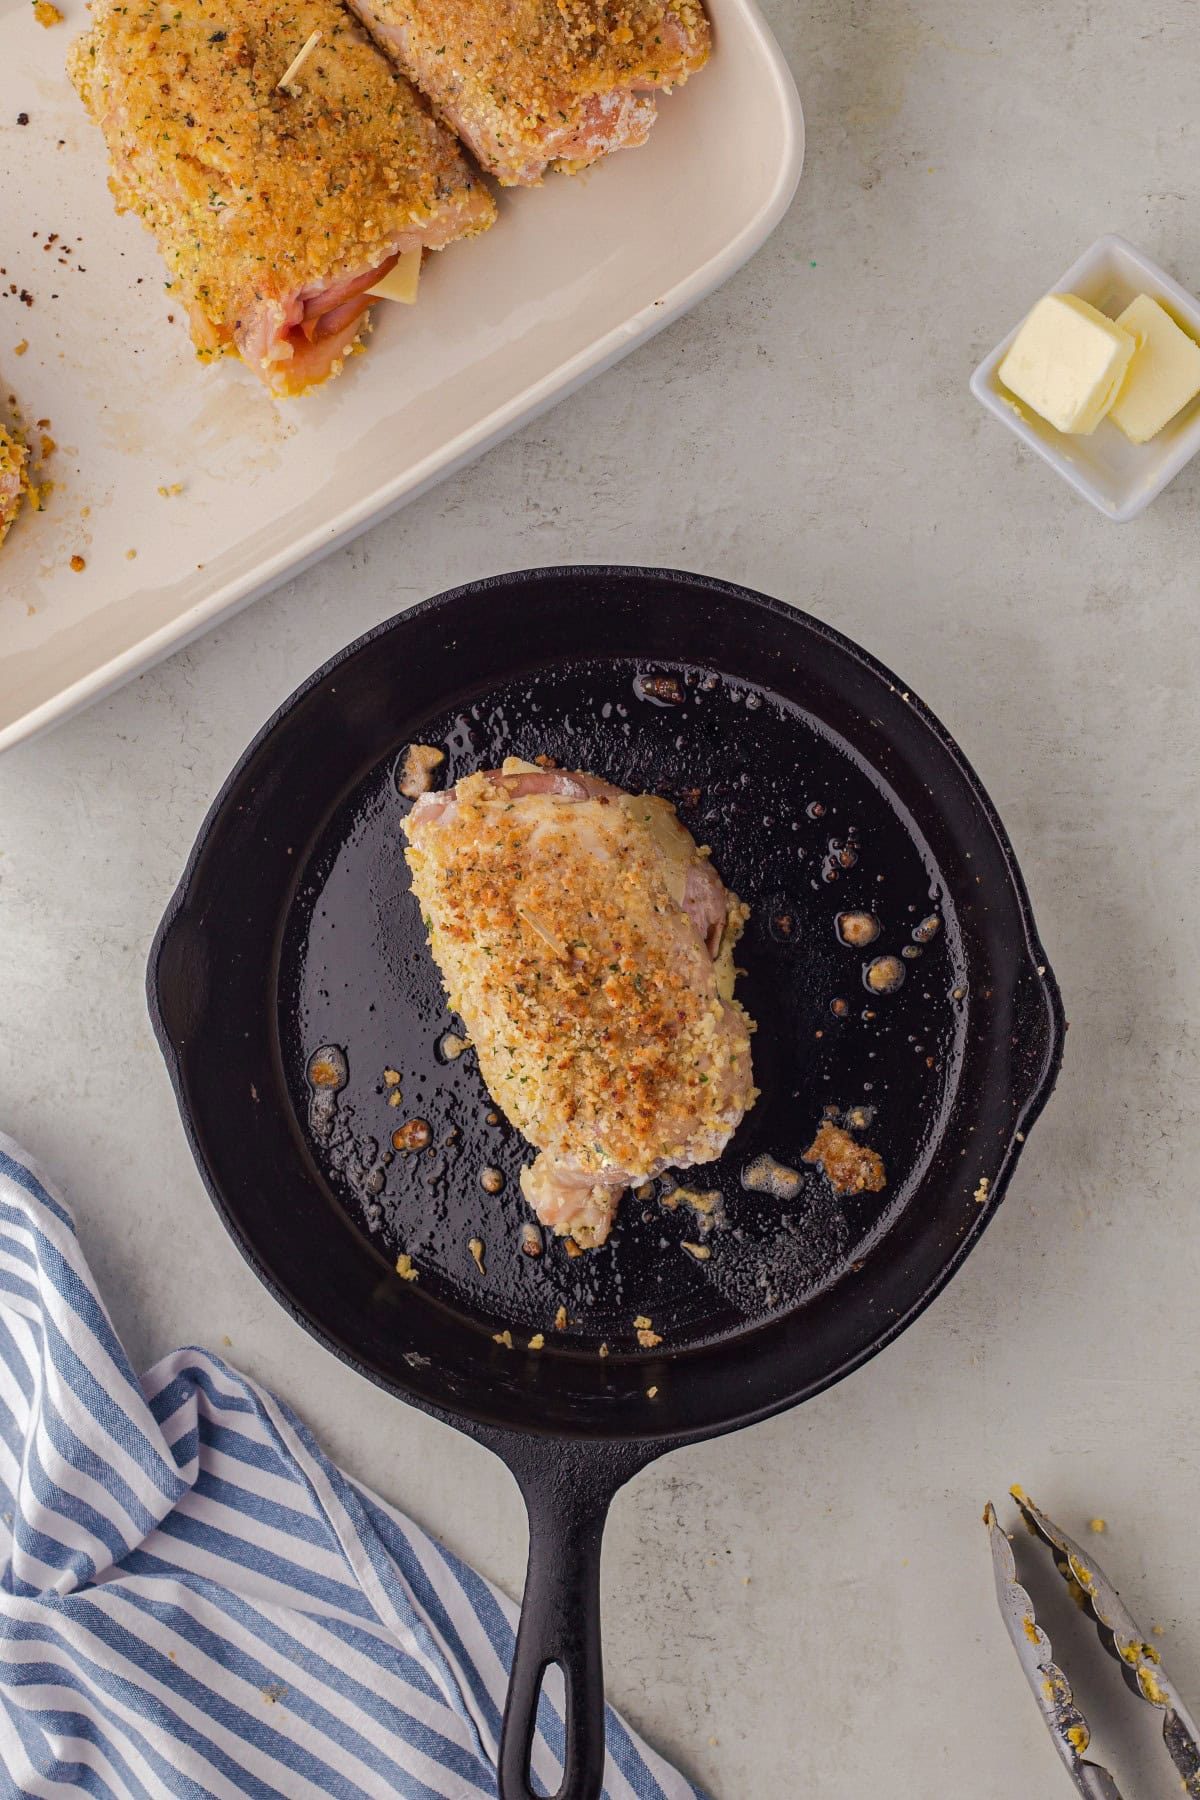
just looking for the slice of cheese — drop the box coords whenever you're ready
[367,249,422,305]
[1109,293,1200,444]
[998,293,1136,435]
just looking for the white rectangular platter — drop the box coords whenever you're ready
[0,0,802,750]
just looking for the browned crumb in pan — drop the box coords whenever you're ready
[399,743,445,799]
[391,1118,431,1151]
[803,1121,886,1197]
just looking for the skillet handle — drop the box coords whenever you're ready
[498,1441,647,1800]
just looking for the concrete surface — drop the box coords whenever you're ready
[3,1,1200,1794]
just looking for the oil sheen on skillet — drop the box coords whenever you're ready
[278,657,969,1352]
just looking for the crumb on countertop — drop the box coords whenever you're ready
[157,482,183,497]
[69,553,85,571]
[33,1,64,25]
[394,1253,418,1282]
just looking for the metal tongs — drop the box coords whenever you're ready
[985,1488,1200,1798]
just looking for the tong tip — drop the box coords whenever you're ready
[986,1486,1200,1798]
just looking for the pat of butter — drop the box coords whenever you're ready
[998,293,1135,435]
[1109,293,1200,444]
[367,248,422,305]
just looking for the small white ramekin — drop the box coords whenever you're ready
[971,233,1200,522]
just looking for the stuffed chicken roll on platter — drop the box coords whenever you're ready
[347,0,711,185]
[68,0,496,395]
[404,757,756,1249]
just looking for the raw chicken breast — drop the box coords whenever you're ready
[68,0,495,396]
[404,758,755,1247]
[347,0,710,187]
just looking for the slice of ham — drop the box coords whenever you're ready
[298,256,399,333]
[490,769,621,803]
[229,252,403,396]
[409,767,620,827]
[682,857,729,959]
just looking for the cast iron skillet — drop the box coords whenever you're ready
[148,567,1063,1800]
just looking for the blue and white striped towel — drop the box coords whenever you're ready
[0,1136,705,1800]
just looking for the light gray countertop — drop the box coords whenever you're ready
[2,2,1199,1794]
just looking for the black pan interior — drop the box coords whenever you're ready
[280,657,967,1351]
[149,568,1063,1446]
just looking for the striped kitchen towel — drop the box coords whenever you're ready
[0,1135,705,1800]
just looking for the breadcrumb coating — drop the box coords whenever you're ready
[0,428,31,548]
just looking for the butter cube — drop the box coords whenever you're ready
[1109,293,1200,444]
[998,293,1136,435]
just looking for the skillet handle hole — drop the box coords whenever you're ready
[523,1661,565,1798]
[498,1464,614,1800]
